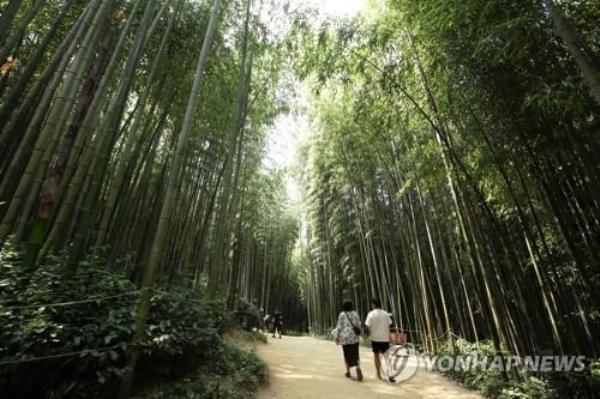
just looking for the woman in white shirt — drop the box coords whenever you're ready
[334,299,363,381]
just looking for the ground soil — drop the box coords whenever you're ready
[256,335,483,399]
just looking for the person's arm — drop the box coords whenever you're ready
[364,311,372,335]
[353,312,362,330]
[334,313,343,344]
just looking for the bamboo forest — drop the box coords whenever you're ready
[0,0,599,398]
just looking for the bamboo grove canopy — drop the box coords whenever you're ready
[0,0,303,393]
[293,0,600,359]
[0,0,599,395]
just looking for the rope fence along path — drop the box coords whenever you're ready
[0,287,207,366]
[0,345,123,366]
[0,290,139,310]
[0,288,174,366]
[0,292,138,366]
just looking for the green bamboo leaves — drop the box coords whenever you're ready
[298,0,600,358]
[118,0,223,395]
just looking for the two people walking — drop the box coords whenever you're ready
[333,298,394,382]
[264,310,284,339]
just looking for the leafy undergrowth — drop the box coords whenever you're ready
[226,328,269,346]
[0,245,267,398]
[436,339,600,399]
[141,342,267,399]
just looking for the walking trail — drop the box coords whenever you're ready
[257,335,483,399]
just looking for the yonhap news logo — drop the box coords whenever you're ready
[385,348,587,383]
[386,346,419,382]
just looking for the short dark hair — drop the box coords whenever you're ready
[342,299,353,311]
[371,298,382,308]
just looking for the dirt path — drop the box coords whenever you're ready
[257,336,483,399]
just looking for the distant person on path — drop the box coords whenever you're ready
[334,299,363,381]
[272,310,284,339]
[365,298,394,382]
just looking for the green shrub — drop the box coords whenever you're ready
[252,331,268,344]
[543,361,600,399]
[499,376,555,399]
[0,248,224,398]
[232,329,268,344]
[0,249,137,397]
[232,298,262,332]
[437,338,504,396]
[144,344,267,399]
[213,343,267,385]
[436,338,599,399]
